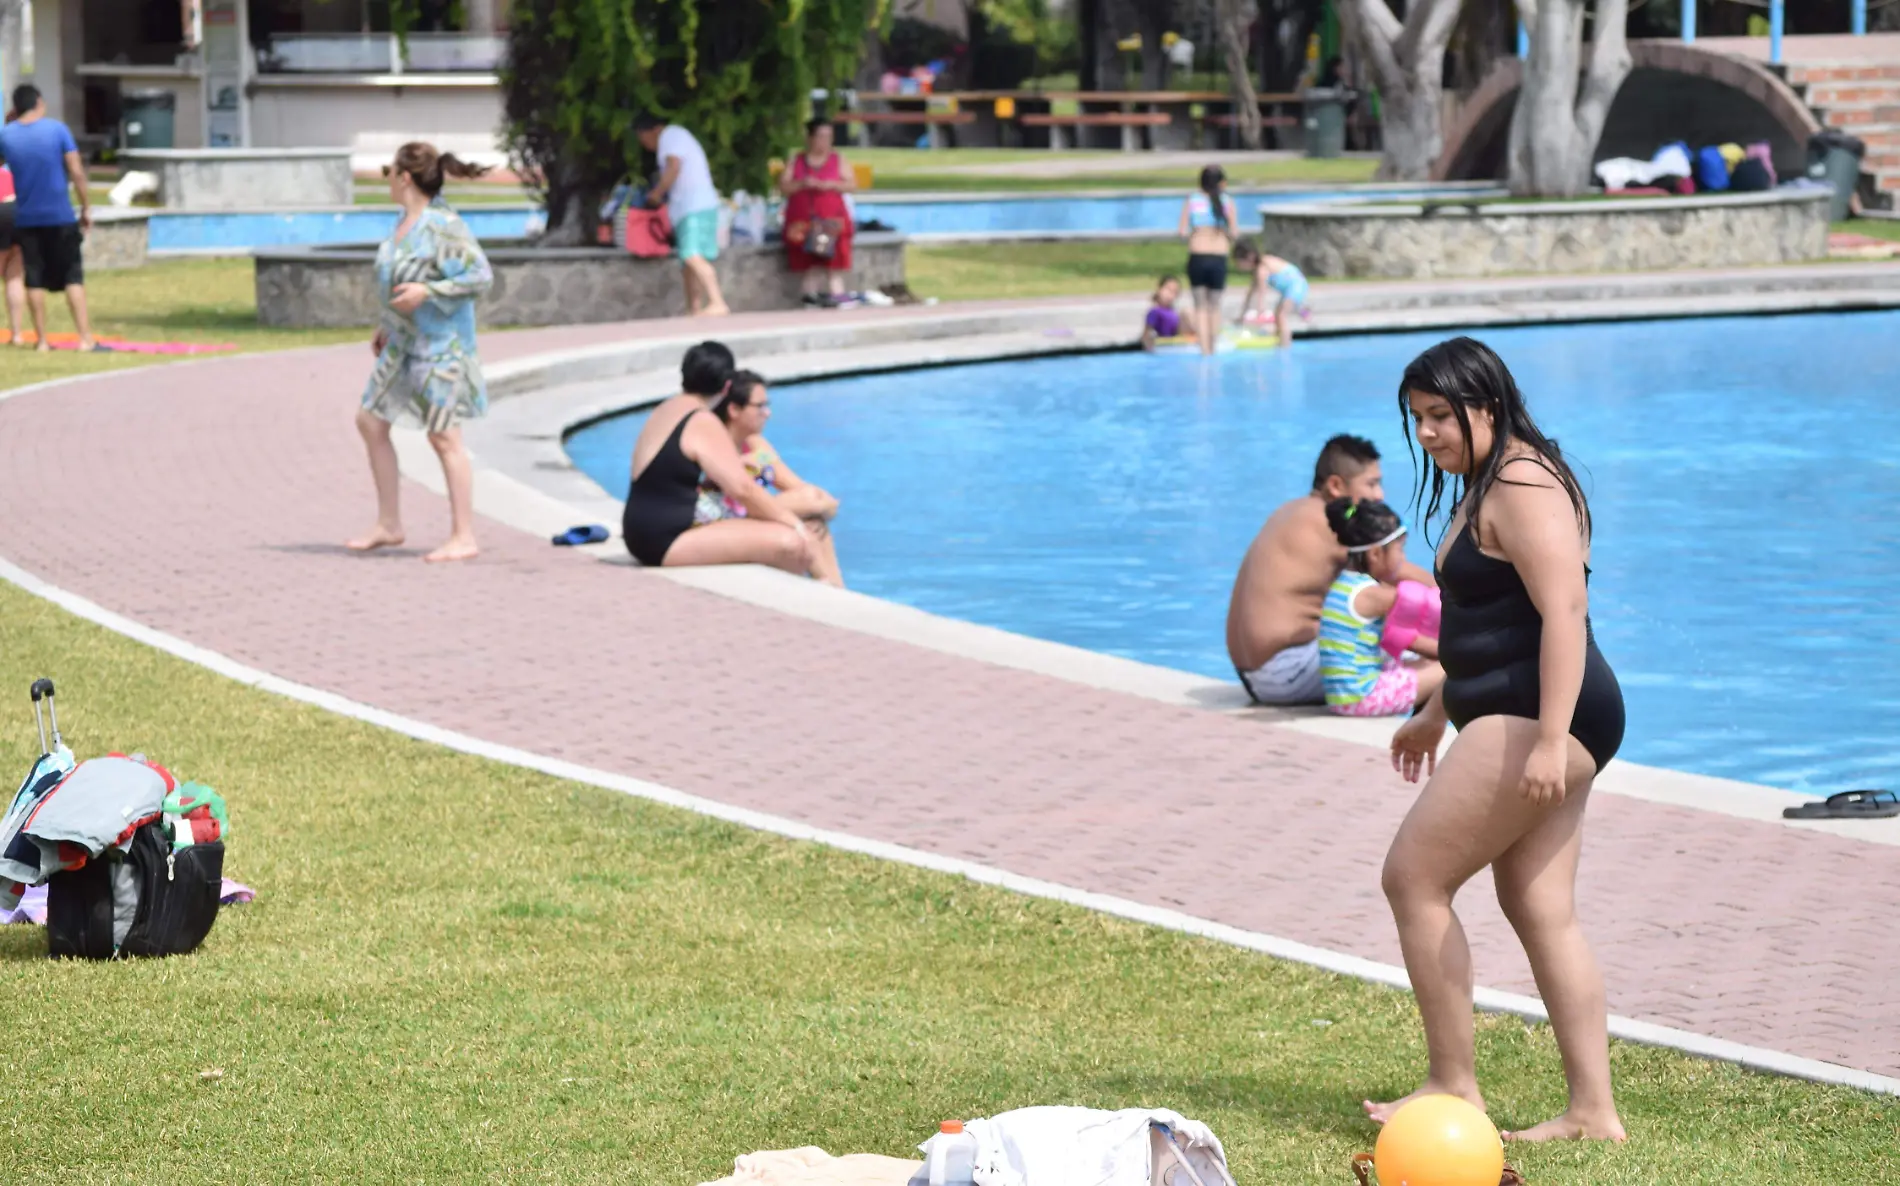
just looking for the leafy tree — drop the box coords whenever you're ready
[502,0,880,246]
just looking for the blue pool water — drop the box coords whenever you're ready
[852,187,1465,237]
[564,311,1900,794]
[145,188,1462,251]
[148,206,541,252]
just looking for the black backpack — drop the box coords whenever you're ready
[46,819,224,959]
[14,679,226,960]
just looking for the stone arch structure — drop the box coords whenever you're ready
[1434,40,1821,183]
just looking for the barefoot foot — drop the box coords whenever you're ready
[1503,1109,1626,1143]
[424,538,479,563]
[700,301,731,317]
[346,526,406,552]
[1363,1083,1486,1126]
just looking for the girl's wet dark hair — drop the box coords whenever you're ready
[713,370,766,423]
[805,117,831,137]
[389,140,491,198]
[1231,238,1261,267]
[1324,498,1403,572]
[1399,336,1590,546]
[1199,164,1225,201]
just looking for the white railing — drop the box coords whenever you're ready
[258,33,504,75]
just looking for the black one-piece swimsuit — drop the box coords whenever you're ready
[1436,524,1625,771]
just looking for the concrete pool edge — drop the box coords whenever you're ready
[439,287,1900,848]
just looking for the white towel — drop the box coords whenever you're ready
[941,1106,1231,1186]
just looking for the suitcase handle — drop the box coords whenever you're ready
[29,678,59,754]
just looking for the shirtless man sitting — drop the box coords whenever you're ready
[1225,434,1433,705]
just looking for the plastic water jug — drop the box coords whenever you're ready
[907,1121,976,1186]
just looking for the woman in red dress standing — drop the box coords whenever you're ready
[779,118,857,308]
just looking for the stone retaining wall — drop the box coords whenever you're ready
[254,236,907,328]
[119,148,356,210]
[1260,190,1831,279]
[85,210,150,271]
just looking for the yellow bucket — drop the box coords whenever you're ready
[995,96,1016,119]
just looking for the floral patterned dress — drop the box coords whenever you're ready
[361,198,494,433]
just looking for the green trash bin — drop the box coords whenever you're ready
[1807,130,1865,222]
[1302,88,1348,159]
[122,90,176,150]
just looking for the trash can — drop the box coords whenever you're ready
[1807,129,1866,222]
[1302,88,1349,159]
[121,90,176,150]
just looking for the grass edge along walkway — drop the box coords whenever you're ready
[0,566,1891,1179]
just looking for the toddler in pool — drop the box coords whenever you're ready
[1318,498,1445,717]
[1140,274,1184,350]
[1232,238,1313,344]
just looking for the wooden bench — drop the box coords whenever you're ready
[1018,111,1171,151]
[1205,112,1299,150]
[835,109,976,149]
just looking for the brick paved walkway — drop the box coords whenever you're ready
[2,313,1897,1081]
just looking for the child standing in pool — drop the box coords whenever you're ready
[1140,275,1184,350]
[1177,166,1240,356]
[1233,238,1313,345]
[1318,498,1444,716]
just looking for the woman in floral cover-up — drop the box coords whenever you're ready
[347,141,494,563]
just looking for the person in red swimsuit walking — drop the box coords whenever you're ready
[779,118,857,308]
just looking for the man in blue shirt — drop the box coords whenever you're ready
[0,85,95,350]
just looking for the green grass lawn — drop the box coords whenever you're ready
[0,582,1892,1180]
[0,258,360,388]
[1834,217,1900,244]
[908,239,1185,301]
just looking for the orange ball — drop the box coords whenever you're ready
[1373,1095,1504,1186]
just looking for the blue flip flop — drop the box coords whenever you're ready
[551,524,610,546]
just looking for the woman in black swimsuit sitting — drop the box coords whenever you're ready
[1369,337,1626,1144]
[621,341,813,572]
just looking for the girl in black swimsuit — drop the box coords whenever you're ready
[1366,337,1628,1145]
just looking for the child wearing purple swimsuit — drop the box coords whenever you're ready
[1140,275,1183,350]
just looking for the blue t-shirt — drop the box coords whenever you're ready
[0,119,78,228]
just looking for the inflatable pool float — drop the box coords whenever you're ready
[1151,330,1279,354]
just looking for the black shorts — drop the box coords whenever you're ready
[1186,252,1227,292]
[0,202,14,253]
[18,223,84,292]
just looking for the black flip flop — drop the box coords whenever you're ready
[1782,789,1900,820]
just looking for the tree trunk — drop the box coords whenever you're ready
[1337,0,1464,181]
[539,159,602,247]
[1218,0,1262,149]
[1377,77,1446,179]
[1506,0,1632,196]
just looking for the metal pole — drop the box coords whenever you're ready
[1517,21,1529,59]
[1853,0,1867,36]
[1681,0,1695,45]
[1768,0,1782,65]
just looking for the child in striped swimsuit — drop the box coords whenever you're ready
[1318,498,1445,717]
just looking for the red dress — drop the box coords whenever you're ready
[784,152,853,273]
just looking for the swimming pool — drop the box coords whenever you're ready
[143,187,1474,252]
[851,187,1477,237]
[563,311,1900,794]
